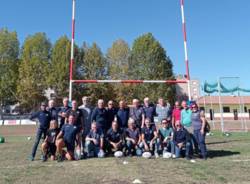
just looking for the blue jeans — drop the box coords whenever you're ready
[139,140,158,154]
[126,140,142,156]
[85,141,100,157]
[31,128,47,158]
[175,142,191,158]
[157,138,175,154]
[193,129,207,158]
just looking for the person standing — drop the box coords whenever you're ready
[67,100,84,132]
[172,101,181,129]
[116,100,129,130]
[106,100,117,132]
[48,99,59,121]
[129,99,145,128]
[191,103,207,160]
[29,102,51,161]
[180,100,198,153]
[79,96,93,135]
[143,97,156,124]
[91,99,108,132]
[156,98,171,124]
[58,97,71,129]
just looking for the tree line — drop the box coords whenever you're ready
[0,28,176,112]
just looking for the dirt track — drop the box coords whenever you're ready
[0,125,37,136]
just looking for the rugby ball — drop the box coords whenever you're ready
[114,151,123,158]
[142,152,152,159]
[162,151,172,159]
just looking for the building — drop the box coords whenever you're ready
[197,96,250,120]
[175,75,200,100]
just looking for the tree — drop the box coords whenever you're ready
[47,36,71,100]
[17,33,51,112]
[81,43,112,104]
[106,39,132,101]
[129,33,176,103]
[0,28,19,106]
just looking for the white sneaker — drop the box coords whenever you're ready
[155,153,159,158]
[172,154,176,159]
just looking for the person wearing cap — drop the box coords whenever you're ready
[29,102,51,161]
[191,103,207,160]
[158,118,174,155]
[173,120,191,160]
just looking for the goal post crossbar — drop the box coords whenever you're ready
[72,79,187,84]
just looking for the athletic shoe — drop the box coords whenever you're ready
[155,152,159,158]
[28,156,34,161]
[57,155,63,162]
[172,154,176,159]
[41,155,47,162]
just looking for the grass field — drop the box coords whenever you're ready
[0,126,250,184]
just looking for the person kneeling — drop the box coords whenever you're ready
[41,120,60,161]
[173,121,192,160]
[125,118,142,156]
[106,120,124,155]
[85,122,105,158]
[56,114,80,161]
[158,118,174,156]
[140,118,158,158]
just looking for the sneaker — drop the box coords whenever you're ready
[172,154,176,159]
[57,155,63,162]
[155,152,159,158]
[42,155,47,162]
[28,156,34,161]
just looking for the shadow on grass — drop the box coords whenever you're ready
[208,150,240,158]
[207,139,244,145]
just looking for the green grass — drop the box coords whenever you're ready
[0,131,250,184]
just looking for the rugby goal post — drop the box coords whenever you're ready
[68,0,191,101]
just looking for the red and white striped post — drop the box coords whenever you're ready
[180,0,191,100]
[72,80,187,84]
[69,0,76,101]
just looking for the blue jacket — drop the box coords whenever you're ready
[30,110,51,130]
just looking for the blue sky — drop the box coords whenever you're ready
[1,0,250,89]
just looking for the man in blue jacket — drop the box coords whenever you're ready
[29,102,51,161]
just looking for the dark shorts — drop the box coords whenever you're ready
[64,140,75,152]
[48,143,56,156]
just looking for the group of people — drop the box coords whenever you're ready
[29,96,208,162]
